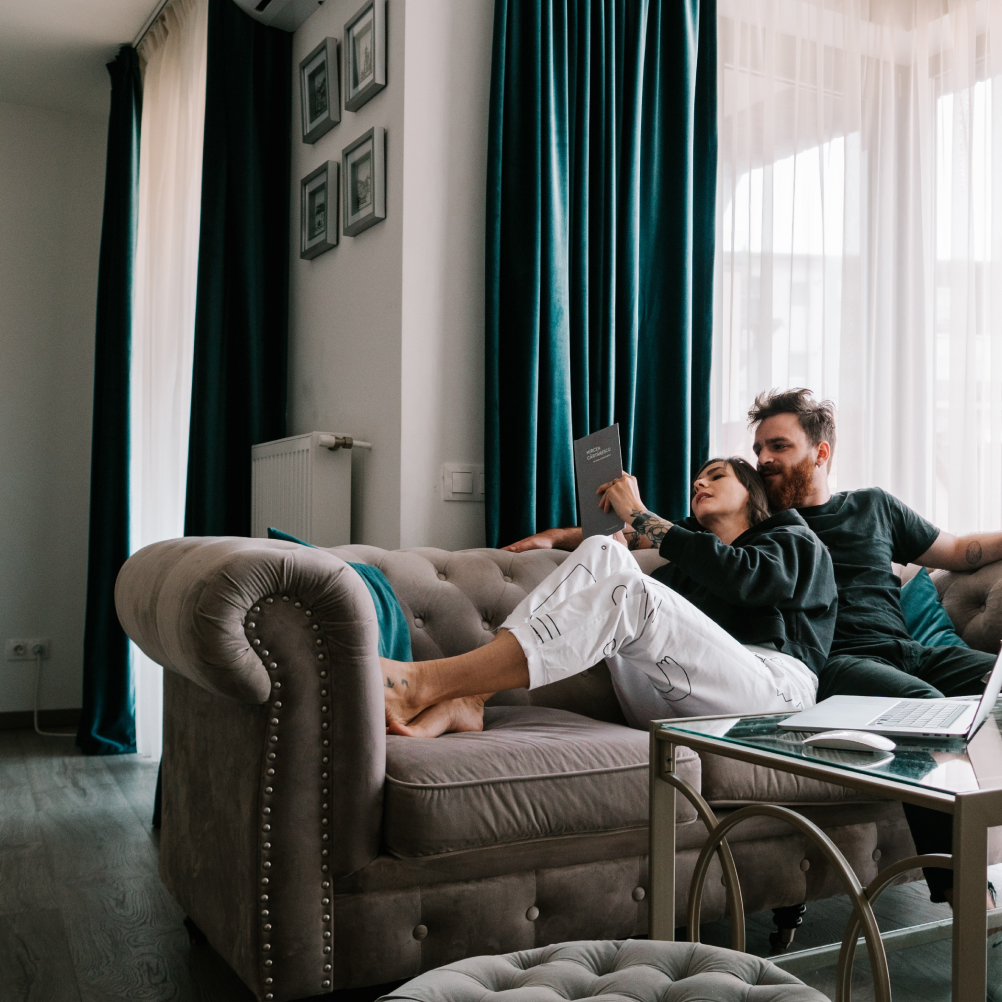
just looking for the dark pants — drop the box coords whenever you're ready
[818,640,996,901]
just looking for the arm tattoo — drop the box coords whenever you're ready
[623,529,643,551]
[966,540,983,567]
[630,509,671,548]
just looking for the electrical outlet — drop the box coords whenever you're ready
[6,639,50,661]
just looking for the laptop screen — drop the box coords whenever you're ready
[966,648,1002,740]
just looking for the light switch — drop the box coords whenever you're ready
[442,463,485,502]
[452,471,474,494]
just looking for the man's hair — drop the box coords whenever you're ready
[694,456,772,527]
[747,388,837,468]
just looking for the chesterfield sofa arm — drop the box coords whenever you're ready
[116,536,387,1001]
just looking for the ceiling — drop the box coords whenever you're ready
[0,0,156,118]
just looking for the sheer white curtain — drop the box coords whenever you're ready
[131,0,208,759]
[713,0,1002,534]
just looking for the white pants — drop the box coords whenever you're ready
[502,535,818,729]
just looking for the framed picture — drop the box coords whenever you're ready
[300,38,340,144]
[344,0,386,112]
[301,161,339,259]
[342,127,385,237]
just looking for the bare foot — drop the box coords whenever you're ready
[387,696,487,738]
[380,657,429,731]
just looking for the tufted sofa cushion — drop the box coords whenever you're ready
[384,706,701,857]
[378,939,829,1002]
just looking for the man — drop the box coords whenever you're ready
[506,388,1002,909]
[747,388,1000,706]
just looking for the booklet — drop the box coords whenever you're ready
[573,424,626,539]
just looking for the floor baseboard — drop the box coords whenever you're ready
[0,708,81,731]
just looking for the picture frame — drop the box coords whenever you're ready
[300,38,340,144]
[343,0,386,112]
[342,127,385,237]
[301,161,339,259]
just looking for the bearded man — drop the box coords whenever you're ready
[505,388,1002,912]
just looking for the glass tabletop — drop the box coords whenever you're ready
[659,700,1002,796]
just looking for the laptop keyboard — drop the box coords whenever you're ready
[867,699,967,730]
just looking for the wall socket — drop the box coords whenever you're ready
[6,639,51,661]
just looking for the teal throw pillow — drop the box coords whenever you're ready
[900,566,968,649]
[266,527,413,661]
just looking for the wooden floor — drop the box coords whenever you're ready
[0,728,976,1002]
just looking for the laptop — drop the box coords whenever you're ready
[780,648,1002,739]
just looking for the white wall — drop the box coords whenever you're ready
[399,0,492,549]
[289,0,406,550]
[0,100,107,713]
[289,0,493,550]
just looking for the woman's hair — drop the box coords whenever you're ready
[694,456,772,528]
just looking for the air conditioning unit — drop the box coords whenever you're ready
[232,0,322,31]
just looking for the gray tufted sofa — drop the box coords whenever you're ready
[115,538,1002,1002]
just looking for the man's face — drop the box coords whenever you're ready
[752,413,820,510]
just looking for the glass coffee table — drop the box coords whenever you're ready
[649,702,1002,1001]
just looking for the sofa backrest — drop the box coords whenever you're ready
[325,543,667,722]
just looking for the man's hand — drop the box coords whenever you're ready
[501,527,583,553]
[917,530,1002,572]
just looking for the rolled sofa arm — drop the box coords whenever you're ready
[116,536,386,1001]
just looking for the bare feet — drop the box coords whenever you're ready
[387,695,487,738]
[381,631,529,734]
[380,657,428,731]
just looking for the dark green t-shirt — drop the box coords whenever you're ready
[796,488,940,652]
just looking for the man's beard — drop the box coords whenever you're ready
[762,455,816,510]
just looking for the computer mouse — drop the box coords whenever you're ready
[802,730,897,752]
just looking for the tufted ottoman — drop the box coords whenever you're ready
[377,940,830,1001]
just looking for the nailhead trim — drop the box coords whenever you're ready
[311,597,334,992]
[249,590,338,996]
[250,592,287,1000]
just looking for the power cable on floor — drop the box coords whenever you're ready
[33,646,75,738]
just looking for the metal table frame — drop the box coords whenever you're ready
[649,712,1002,1000]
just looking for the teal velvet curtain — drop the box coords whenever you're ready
[184,0,291,537]
[485,0,716,546]
[78,46,142,755]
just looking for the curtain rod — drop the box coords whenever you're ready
[132,0,174,50]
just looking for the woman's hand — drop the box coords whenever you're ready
[598,473,646,523]
[599,473,672,548]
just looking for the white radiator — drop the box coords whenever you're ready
[251,432,359,546]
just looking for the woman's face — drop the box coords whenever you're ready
[691,461,749,525]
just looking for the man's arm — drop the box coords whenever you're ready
[916,531,1002,572]
[501,527,582,553]
[500,525,654,552]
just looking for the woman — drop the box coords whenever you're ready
[383,457,837,737]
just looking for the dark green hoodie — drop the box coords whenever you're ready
[652,510,837,675]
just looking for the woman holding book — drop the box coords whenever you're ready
[383,457,837,737]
